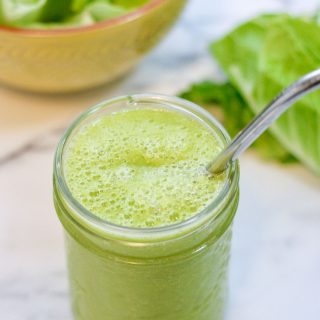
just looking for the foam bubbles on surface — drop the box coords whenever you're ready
[65,108,226,228]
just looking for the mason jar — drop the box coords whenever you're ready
[53,94,240,320]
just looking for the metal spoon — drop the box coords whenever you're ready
[208,69,320,173]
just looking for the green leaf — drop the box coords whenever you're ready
[212,14,320,174]
[0,0,74,24]
[180,81,296,163]
[41,0,73,22]
[68,1,128,24]
[109,0,149,9]
[0,0,146,27]
[0,0,46,25]
[71,0,91,13]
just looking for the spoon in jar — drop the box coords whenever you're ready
[207,69,320,174]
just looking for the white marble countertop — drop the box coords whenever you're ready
[1,0,320,319]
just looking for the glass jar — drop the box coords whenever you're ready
[53,94,239,320]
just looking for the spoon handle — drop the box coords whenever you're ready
[208,69,320,173]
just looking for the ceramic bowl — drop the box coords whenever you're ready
[0,0,186,93]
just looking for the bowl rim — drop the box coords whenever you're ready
[0,0,167,36]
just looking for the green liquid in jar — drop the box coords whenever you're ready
[65,108,225,228]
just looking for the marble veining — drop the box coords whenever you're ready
[0,126,65,167]
[0,0,320,319]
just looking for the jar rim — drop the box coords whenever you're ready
[54,93,239,241]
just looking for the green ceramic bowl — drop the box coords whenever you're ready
[0,0,186,93]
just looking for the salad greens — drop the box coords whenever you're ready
[183,14,320,174]
[41,0,72,22]
[0,0,149,28]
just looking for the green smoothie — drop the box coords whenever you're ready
[53,95,239,320]
[65,108,226,228]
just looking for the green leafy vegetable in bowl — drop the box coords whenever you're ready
[182,14,320,174]
[0,0,149,28]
